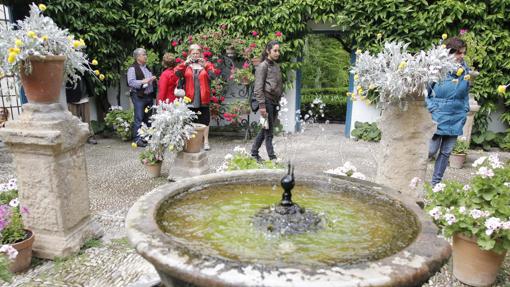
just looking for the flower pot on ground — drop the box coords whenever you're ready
[184,123,206,153]
[144,162,163,178]
[9,229,34,273]
[449,153,466,168]
[452,233,506,287]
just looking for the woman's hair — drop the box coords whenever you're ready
[445,37,467,54]
[189,44,202,52]
[261,40,279,61]
[161,53,176,68]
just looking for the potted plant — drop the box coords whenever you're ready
[450,136,469,168]
[424,155,510,286]
[0,178,34,278]
[137,98,197,176]
[138,147,164,178]
[0,3,93,103]
[232,63,255,86]
[104,106,134,141]
[223,99,250,129]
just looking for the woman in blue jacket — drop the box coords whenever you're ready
[427,37,470,186]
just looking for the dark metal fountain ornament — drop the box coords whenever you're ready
[252,163,323,235]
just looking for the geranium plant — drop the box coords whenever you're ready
[0,3,93,84]
[232,63,255,85]
[137,98,197,164]
[104,106,134,141]
[224,99,250,127]
[423,154,510,253]
[452,136,469,154]
[351,42,457,109]
[0,179,26,282]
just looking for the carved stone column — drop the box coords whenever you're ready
[0,103,101,259]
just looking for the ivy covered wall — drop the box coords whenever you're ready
[3,0,509,135]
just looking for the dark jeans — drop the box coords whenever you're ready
[131,93,153,143]
[429,134,457,185]
[251,101,278,159]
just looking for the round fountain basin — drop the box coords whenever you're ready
[126,170,451,287]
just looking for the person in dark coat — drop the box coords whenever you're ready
[427,37,471,185]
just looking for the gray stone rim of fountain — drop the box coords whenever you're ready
[125,169,451,287]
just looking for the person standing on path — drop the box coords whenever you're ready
[427,37,471,186]
[250,40,283,162]
[157,53,179,104]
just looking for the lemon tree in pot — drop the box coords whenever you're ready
[424,155,510,286]
[449,136,469,169]
[0,178,34,282]
[0,3,93,104]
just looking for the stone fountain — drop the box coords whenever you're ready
[126,168,451,287]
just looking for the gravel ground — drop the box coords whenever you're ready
[0,123,509,286]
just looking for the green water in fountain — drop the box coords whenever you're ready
[157,183,418,266]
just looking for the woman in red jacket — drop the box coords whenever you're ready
[157,53,179,104]
[174,44,216,150]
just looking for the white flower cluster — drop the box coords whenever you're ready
[0,4,92,84]
[0,178,17,192]
[352,42,457,108]
[0,244,18,260]
[110,105,123,111]
[138,99,197,155]
[432,183,446,193]
[409,177,422,189]
[215,146,249,172]
[325,162,366,180]
[472,154,504,179]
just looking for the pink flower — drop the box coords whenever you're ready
[212,89,216,94]
[214,69,221,76]
[204,51,213,57]
[459,28,468,35]
[211,96,219,103]
[171,41,178,47]
[182,51,188,58]
[188,35,193,42]
[242,62,250,69]
[251,31,258,37]
[217,59,223,64]
[220,24,227,30]
[275,31,283,37]
[220,96,225,102]
[176,58,182,63]
[0,245,18,260]
[249,43,257,48]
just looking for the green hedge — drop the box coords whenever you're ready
[300,87,348,122]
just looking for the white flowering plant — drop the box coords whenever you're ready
[137,99,197,164]
[452,136,469,154]
[324,162,367,180]
[104,106,134,141]
[0,3,92,84]
[423,155,510,253]
[216,146,284,172]
[351,42,457,109]
[0,179,27,282]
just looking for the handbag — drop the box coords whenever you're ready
[174,78,185,98]
[250,96,259,113]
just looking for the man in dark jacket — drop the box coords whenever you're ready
[250,40,283,162]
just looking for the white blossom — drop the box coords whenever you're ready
[409,177,422,189]
[432,183,446,193]
[472,156,487,168]
[9,198,19,207]
[0,245,18,260]
[458,206,466,214]
[476,166,494,178]
[444,213,456,225]
[429,207,442,220]
[462,184,470,191]
[351,172,366,180]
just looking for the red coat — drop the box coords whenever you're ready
[157,68,179,104]
[174,62,215,105]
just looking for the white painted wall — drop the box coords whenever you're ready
[488,100,510,133]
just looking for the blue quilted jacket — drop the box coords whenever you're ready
[426,63,470,136]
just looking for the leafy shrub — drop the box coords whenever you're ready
[300,87,348,122]
[216,146,284,172]
[104,106,134,141]
[452,137,469,154]
[351,121,381,142]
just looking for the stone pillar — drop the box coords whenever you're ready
[0,103,101,259]
[376,99,435,199]
[170,151,209,180]
[462,95,480,144]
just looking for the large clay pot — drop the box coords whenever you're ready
[184,123,206,153]
[9,229,35,273]
[20,56,66,104]
[145,162,162,178]
[449,153,466,169]
[453,234,506,287]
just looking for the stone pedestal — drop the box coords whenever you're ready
[376,100,435,199]
[0,103,101,259]
[168,151,209,180]
[462,95,480,144]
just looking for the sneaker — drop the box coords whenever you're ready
[204,143,210,151]
[252,155,264,163]
[136,141,147,148]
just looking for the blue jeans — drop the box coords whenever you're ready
[429,134,457,185]
[131,93,153,143]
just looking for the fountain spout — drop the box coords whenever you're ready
[280,162,295,207]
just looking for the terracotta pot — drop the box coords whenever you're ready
[449,153,466,169]
[20,56,66,104]
[251,57,262,66]
[145,162,162,178]
[453,233,506,287]
[9,229,35,273]
[241,77,251,86]
[184,123,206,153]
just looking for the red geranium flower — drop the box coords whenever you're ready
[252,31,258,37]
[171,41,178,47]
[275,31,283,37]
[176,58,182,63]
[204,51,213,57]
[214,69,222,76]
[220,96,225,102]
[249,43,257,48]
[182,51,188,58]
[217,59,223,64]
[211,96,219,103]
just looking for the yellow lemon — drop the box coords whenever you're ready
[144,107,149,113]
[131,142,137,149]
[354,74,359,81]
[79,38,86,46]
[8,47,20,54]
[7,53,16,64]
[464,75,471,81]
[456,67,464,77]
[15,39,23,47]
[94,70,100,76]
[191,134,196,138]
[376,33,382,40]
[497,85,507,94]
[91,59,98,66]
[442,33,448,40]
[398,61,407,70]
[357,88,363,95]
[38,4,47,11]
[41,35,48,41]
[99,74,105,81]
[346,92,352,97]
[27,31,37,38]
[73,40,81,49]
[441,44,446,49]
[355,49,362,54]
[183,96,192,103]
